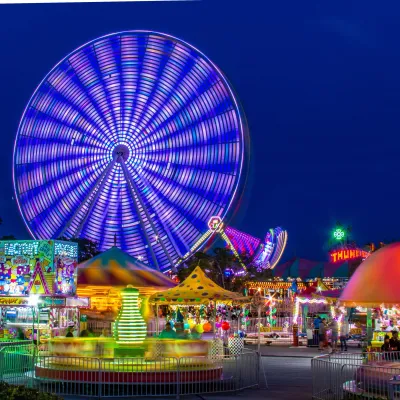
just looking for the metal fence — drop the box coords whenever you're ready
[0,345,261,398]
[312,351,400,399]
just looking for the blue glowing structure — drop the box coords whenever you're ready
[13,31,246,272]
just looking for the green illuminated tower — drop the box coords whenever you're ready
[114,286,147,345]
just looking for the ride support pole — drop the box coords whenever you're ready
[292,323,299,347]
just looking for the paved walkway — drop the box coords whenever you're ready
[247,343,361,358]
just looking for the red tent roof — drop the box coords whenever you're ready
[340,243,400,307]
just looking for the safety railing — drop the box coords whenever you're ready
[0,346,261,398]
[0,343,35,387]
[312,351,400,400]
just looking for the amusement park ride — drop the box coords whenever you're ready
[13,31,287,273]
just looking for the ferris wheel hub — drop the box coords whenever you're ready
[113,144,130,163]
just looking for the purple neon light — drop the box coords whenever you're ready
[224,226,261,256]
[224,225,288,270]
[13,31,245,271]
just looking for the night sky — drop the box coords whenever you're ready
[1,1,399,262]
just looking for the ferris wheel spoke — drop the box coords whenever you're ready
[121,161,174,268]
[119,35,149,145]
[44,78,116,148]
[134,170,188,257]
[134,59,208,145]
[21,157,109,228]
[15,156,108,200]
[140,109,240,153]
[120,159,161,271]
[81,166,121,250]
[133,171,200,253]
[139,165,224,223]
[136,75,232,150]
[119,34,148,145]
[15,143,107,172]
[59,159,117,238]
[121,159,177,270]
[127,38,179,141]
[24,104,110,151]
[133,42,214,146]
[68,46,122,145]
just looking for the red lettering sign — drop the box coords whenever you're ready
[329,248,370,263]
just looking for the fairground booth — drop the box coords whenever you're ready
[340,242,400,350]
[76,246,176,336]
[0,240,79,341]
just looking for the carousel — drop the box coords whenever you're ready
[76,246,176,335]
[34,266,252,387]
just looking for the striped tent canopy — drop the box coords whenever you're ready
[149,266,243,305]
[77,246,176,291]
[273,257,350,279]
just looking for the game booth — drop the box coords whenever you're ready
[148,266,248,357]
[0,240,80,342]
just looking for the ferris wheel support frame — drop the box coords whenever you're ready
[59,159,117,239]
[119,160,161,271]
[119,156,174,269]
[137,172,186,267]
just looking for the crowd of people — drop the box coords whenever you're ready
[158,322,202,340]
[314,315,350,353]
[381,331,400,352]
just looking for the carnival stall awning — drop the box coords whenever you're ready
[273,257,350,279]
[77,247,176,291]
[340,243,400,307]
[313,289,343,303]
[149,266,244,305]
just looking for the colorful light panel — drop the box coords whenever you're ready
[224,226,288,270]
[13,31,245,271]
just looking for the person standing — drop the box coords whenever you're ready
[314,315,322,329]
[318,318,327,351]
[330,318,339,353]
[390,330,400,351]
[340,319,349,352]
[313,315,322,346]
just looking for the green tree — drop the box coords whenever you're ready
[177,247,252,292]
[0,235,17,240]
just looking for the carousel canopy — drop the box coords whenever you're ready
[77,246,176,290]
[340,243,400,307]
[274,257,350,279]
[149,266,243,305]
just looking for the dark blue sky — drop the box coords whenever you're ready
[1,1,399,262]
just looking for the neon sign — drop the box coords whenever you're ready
[330,248,369,263]
[333,228,345,240]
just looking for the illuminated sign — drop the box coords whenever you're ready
[208,216,223,232]
[0,297,28,305]
[330,249,370,263]
[333,228,345,240]
[54,242,78,259]
[0,240,78,297]
[41,298,65,307]
[66,297,90,308]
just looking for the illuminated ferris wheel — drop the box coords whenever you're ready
[13,31,246,272]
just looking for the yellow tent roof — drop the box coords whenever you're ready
[149,266,243,305]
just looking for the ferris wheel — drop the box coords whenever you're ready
[13,31,246,272]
